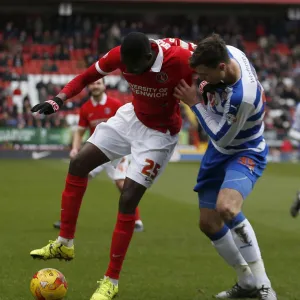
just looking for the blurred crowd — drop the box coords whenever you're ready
[0,14,300,145]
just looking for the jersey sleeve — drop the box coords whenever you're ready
[96,46,122,75]
[162,38,197,51]
[60,47,121,100]
[191,94,254,148]
[78,107,89,129]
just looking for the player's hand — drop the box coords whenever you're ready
[200,81,228,105]
[69,148,79,159]
[174,79,198,107]
[31,97,63,115]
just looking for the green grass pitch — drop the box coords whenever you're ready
[1,160,300,299]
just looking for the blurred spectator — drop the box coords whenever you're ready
[62,47,70,60]
[1,12,300,139]
[84,49,96,67]
[0,52,8,67]
[41,59,58,73]
[13,51,24,67]
[52,45,63,61]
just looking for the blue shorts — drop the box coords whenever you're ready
[195,141,268,209]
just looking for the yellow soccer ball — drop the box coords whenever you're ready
[30,268,68,300]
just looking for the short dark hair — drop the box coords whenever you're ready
[121,32,151,60]
[189,34,230,69]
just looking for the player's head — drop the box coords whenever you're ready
[120,32,153,75]
[88,78,106,97]
[189,34,230,84]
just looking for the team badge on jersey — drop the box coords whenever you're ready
[104,107,111,115]
[208,93,219,107]
[221,91,227,101]
[156,72,168,83]
[226,113,237,125]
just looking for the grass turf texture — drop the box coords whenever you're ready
[0,160,299,300]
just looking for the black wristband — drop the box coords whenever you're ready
[53,97,64,108]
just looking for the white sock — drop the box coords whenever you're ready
[104,276,119,286]
[212,230,255,288]
[135,220,143,226]
[231,219,271,288]
[57,236,74,247]
[248,260,271,288]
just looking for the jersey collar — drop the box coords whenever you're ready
[150,40,163,73]
[91,93,107,106]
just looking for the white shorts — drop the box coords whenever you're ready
[87,103,178,188]
[89,156,130,181]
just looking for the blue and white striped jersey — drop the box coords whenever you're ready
[288,103,300,141]
[292,103,300,132]
[191,45,266,155]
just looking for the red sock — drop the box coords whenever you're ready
[105,212,135,279]
[134,207,141,221]
[60,173,88,239]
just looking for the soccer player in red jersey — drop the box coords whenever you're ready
[53,79,144,232]
[30,32,195,299]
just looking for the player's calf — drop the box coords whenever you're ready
[104,179,147,286]
[199,209,255,292]
[290,191,300,217]
[215,188,275,296]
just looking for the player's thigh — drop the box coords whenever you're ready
[196,149,226,210]
[69,142,110,176]
[127,132,178,188]
[198,184,223,210]
[194,142,226,210]
[87,112,131,162]
[216,156,259,218]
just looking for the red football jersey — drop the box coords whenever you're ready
[78,94,122,135]
[61,38,195,135]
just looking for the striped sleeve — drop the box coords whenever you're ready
[191,97,254,148]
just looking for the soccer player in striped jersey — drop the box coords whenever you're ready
[174,34,276,300]
[288,103,300,217]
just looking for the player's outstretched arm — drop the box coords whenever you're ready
[31,46,121,115]
[30,64,103,115]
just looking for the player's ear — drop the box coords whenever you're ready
[146,53,152,61]
[219,63,226,71]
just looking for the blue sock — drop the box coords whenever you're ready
[226,212,246,229]
[207,225,229,241]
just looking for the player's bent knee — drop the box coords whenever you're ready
[118,178,147,214]
[216,189,243,222]
[69,155,88,176]
[69,142,110,176]
[199,209,224,235]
